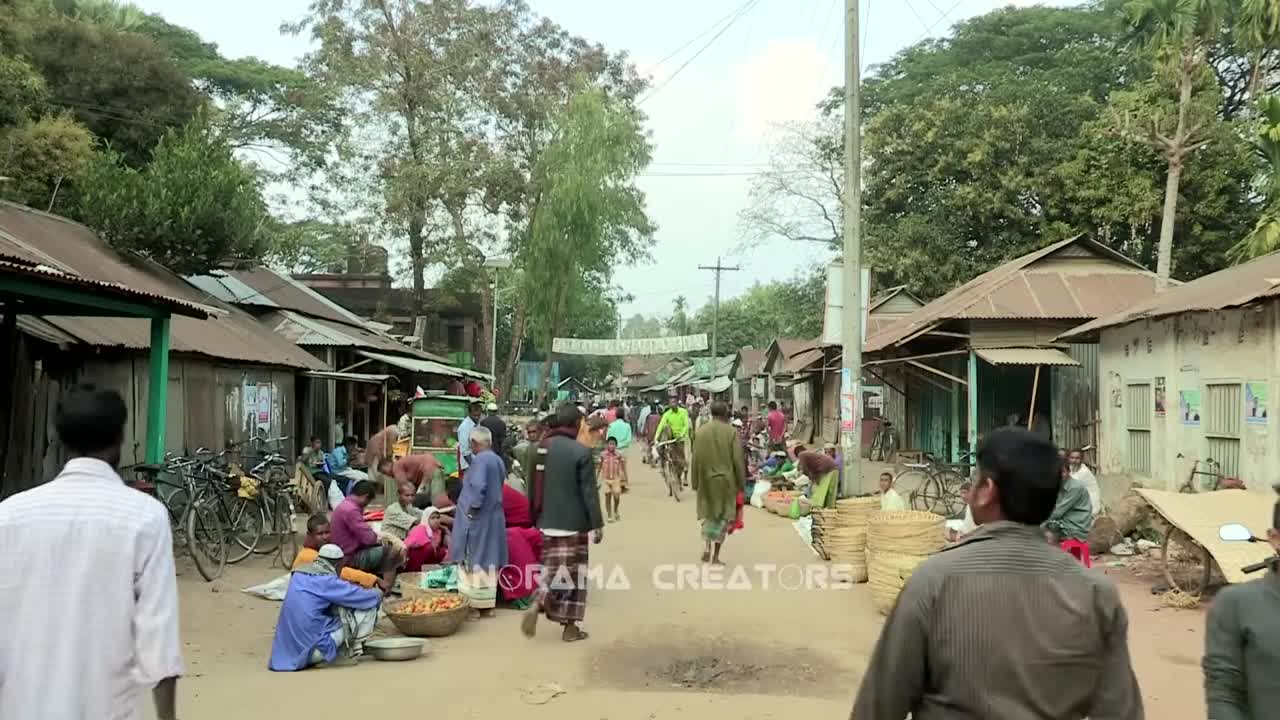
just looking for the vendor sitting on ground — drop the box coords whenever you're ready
[1043,457,1094,543]
[794,444,838,509]
[878,472,907,512]
[269,543,383,672]
[329,480,405,593]
[292,514,380,589]
[326,436,368,491]
[381,479,422,542]
[403,505,449,571]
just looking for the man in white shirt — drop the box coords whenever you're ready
[1068,449,1102,516]
[457,401,483,471]
[0,384,183,720]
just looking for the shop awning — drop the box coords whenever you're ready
[974,347,1080,367]
[695,376,733,393]
[302,370,395,385]
[357,350,493,381]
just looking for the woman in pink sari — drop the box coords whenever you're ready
[501,484,542,609]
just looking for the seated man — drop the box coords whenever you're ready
[329,480,404,592]
[1043,459,1094,543]
[292,513,379,589]
[878,472,907,512]
[326,436,368,493]
[269,543,382,671]
[381,479,422,543]
[393,452,444,509]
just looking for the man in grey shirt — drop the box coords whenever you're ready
[852,428,1143,719]
[1203,489,1280,719]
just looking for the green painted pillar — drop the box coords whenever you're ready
[967,348,979,459]
[950,383,960,463]
[145,315,171,464]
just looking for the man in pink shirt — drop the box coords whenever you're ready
[766,401,787,448]
[329,480,403,592]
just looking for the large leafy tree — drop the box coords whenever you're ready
[688,273,825,352]
[75,118,271,272]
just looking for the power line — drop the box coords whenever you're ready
[639,0,762,105]
[647,1,758,72]
[914,0,966,43]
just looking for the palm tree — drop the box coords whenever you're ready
[1229,94,1280,260]
[1121,0,1224,288]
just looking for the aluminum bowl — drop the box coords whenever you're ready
[364,637,426,661]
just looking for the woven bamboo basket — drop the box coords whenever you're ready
[384,592,470,637]
[868,550,930,614]
[867,510,946,555]
[833,496,880,527]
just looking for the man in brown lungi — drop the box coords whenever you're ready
[523,403,604,642]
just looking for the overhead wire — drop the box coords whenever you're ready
[639,0,763,105]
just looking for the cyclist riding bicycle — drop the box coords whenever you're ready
[654,403,691,482]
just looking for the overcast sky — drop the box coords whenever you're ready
[133,0,1066,318]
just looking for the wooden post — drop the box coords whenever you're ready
[950,383,960,463]
[1028,365,1042,432]
[145,316,171,464]
[967,349,978,459]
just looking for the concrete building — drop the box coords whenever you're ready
[1063,252,1280,496]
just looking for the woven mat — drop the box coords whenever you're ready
[1135,488,1275,584]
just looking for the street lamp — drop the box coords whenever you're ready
[482,256,513,379]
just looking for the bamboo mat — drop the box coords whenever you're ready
[1135,488,1276,584]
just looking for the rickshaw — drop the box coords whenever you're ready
[393,394,472,499]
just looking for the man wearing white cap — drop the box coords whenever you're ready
[269,543,383,671]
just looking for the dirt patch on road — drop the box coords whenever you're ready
[588,630,842,698]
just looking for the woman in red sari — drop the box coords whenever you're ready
[501,484,542,609]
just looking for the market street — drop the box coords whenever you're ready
[158,446,1205,720]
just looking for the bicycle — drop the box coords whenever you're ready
[654,438,686,502]
[902,451,973,518]
[126,458,227,581]
[1176,454,1225,493]
[869,421,899,462]
[184,449,266,565]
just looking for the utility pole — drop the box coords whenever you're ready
[840,0,863,498]
[698,256,739,361]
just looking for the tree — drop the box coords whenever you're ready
[621,313,664,339]
[0,113,95,210]
[667,296,690,336]
[1229,94,1280,260]
[524,86,654,401]
[689,273,825,351]
[75,117,272,272]
[739,116,843,249]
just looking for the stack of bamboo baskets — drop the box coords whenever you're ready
[866,510,945,614]
[811,496,880,583]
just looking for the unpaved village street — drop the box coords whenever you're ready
[157,447,1207,720]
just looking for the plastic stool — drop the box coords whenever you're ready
[1060,539,1092,568]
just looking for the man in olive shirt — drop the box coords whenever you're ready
[1203,491,1280,719]
[851,428,1142,720]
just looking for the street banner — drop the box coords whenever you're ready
[552,334,708,356]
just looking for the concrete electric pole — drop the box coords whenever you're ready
[699,257,739,361]
[840,0,863,498]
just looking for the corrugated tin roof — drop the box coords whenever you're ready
[764,337,823,374]
[224,267,368,327]
[0,202,325,369]
[974,347,1081,367]
[1062,252,1280,339]
[868,285,923,313]
[865,235,1161,353]
[264,310,451,362]
[358,350,493,382]
[734,347,766,379]
[0,257,212,318]
[302,370,395,384]
[623,354,678,376]
[185,271,280,308]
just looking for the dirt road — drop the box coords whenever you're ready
[161,448,1207,719]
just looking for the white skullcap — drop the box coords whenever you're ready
[486,402,499,411]
[318,543,344,560]
[732,418,743,427]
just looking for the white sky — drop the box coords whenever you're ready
[132,0,1075,318]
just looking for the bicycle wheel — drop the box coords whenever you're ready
[910,474,946,514]
[225,496,265,564]
[895,470,930,508]
[1162,527,1213,596]
[186,498,227,581]
[933,469,968,518]
[274,493,298,563]
[253,494,281,554]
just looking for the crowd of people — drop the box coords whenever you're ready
[12,383,1280,719]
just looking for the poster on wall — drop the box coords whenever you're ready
[1154,377,1166,416]
[1246,381,1268,425]
[840,368,856,432]
[1178,389,1202,426]
[256,383,271,432]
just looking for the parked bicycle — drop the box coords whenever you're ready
[901,451,973,518]
[1176,453,1227,493]
[869,421,899,462]
[126,457,227,581]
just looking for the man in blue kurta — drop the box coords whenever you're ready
[448,425,508,618]
[268,543,382,671]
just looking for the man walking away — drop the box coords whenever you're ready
[523,403,604,643]
[0,385,184,720]
[690,402,745,565]
[851,427,1143,720]
[766,400,786,449]
[1203,484,1280,719]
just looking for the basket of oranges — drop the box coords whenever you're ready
[384,591,469,637]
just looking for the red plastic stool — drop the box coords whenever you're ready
[1060,539,1092,568]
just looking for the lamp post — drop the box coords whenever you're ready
[481,256,513,379]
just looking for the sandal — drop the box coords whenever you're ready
[561,626,589,643]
